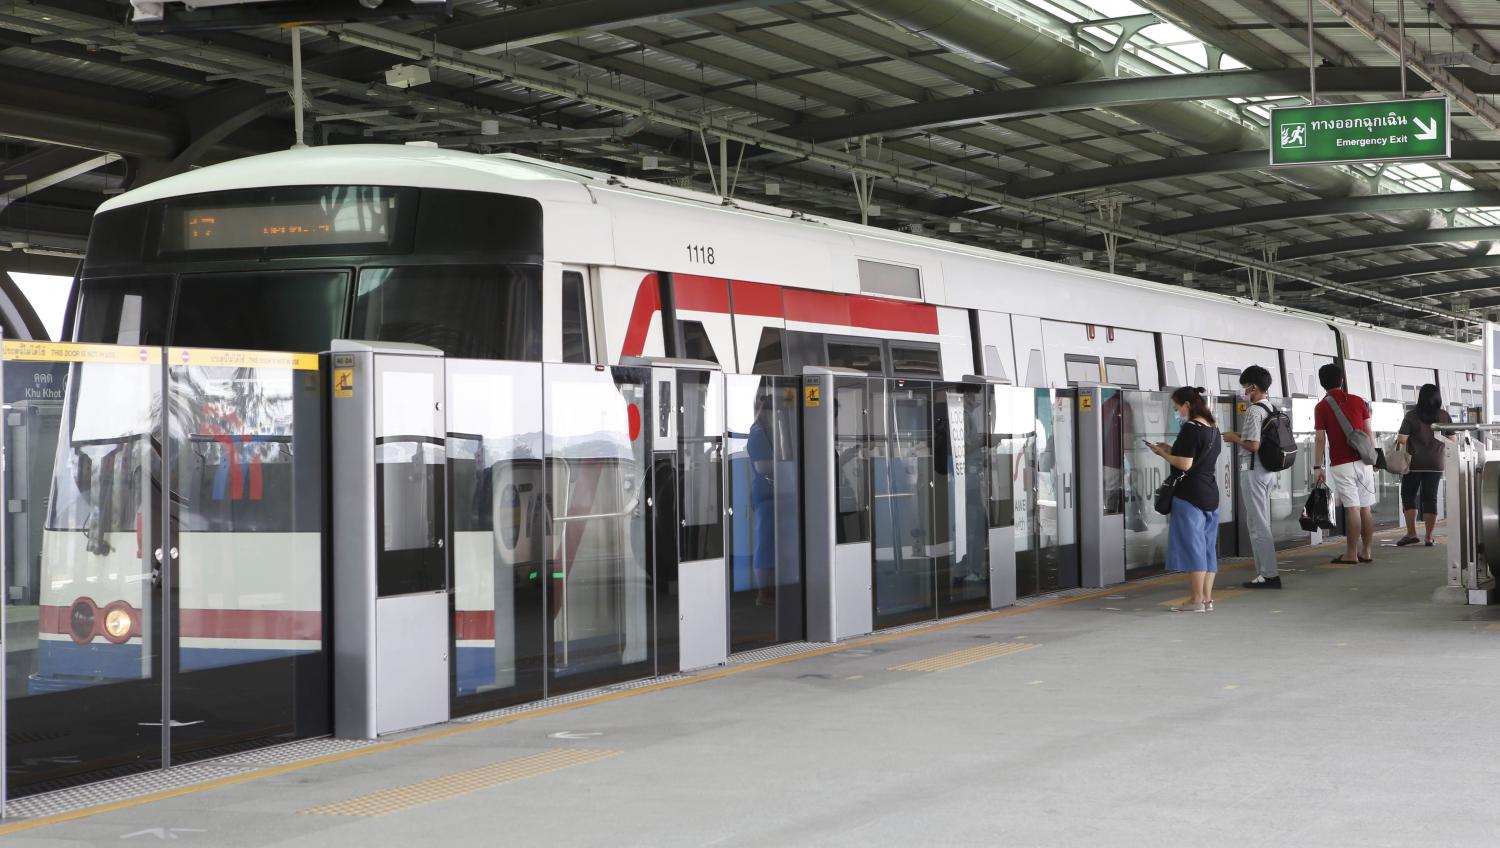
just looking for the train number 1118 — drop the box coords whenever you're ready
[686,244,716,265]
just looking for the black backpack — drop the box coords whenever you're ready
[1253,401,1297,472]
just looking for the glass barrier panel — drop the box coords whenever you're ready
[986,386,1017,531]
[1370,401,1405,528]
[1101,388,1123,517]
[165,348,329,763]
[1279,398,1320,548]
[726,376,803,654]
[833,377,871,545]
[1122,391,1173,575]
[679,371,724,563]
[543,365,652,693]
[872,381,937,629]
[446,360,546,715]
[1015,389,1081,595]
[5,342,164,794]
[936,384,988,616]
[1215,397,1236,554]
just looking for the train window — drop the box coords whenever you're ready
[1104,358,1139,388]
[174,270,349,352]
[857,259,921,299]
[1217,368,1241,394]
[1401,385,1417,402]
[561,271,590,363]
[828,340,883,375]
[1063,354,1101,386]
[355,265,541,360]
[889,343,942,378]
[752,327,784,375]
[677,320,719,365]
[74,275,171,345]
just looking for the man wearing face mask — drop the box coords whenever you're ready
[1223,365,1281,588]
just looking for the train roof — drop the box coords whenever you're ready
[98,145,1474,362]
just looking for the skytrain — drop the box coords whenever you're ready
[31,143,1481,698]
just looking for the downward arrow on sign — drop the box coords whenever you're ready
[1414,116,1439,141]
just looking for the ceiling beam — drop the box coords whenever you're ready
[1327,253,1500,284]
[1277,224,1500,260]
[0,147,116,209]
[782,67,1472,143]
[433,0,784,51]
[1148,190,1500,236]
[1007,140,1500,199]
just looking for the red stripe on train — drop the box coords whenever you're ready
[40,606,322,641]
[623,274,939,357]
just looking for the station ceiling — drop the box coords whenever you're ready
[3,0,1500,339]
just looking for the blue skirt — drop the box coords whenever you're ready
[1166,498,1219,573]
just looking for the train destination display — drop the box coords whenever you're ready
[166,198,395,251]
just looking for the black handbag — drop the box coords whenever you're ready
[1153,471,1182,516]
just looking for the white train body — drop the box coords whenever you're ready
[71,145,1480,691]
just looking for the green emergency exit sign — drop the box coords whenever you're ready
[1269,98,1449,167]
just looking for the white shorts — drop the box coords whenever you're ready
[1329,462,1377,509]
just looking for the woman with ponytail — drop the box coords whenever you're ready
[1395,383,1450,546]
[1148,387,1222,612]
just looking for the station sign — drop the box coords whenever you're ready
[1269,98,1449,167]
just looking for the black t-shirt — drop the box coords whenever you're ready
[1171,419,1221,512]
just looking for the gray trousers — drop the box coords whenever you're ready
[1242,466,1278,578]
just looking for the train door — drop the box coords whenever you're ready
[870,379,937,629]
[542,363,654,694]
[725,375,803,654]
[623,357,731,673]
[7,343,333,792]
[803,369,992,637]
[871,378,992,628]
[1013,388,1081,595]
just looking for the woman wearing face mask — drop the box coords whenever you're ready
[1148,387,1222,612]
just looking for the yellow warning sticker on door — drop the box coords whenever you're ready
[804,385,821,407]
[1078,395,1093,411]
[334,368,355,399]
[1237,402,1247,414]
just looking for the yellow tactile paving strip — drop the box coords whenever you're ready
[889,641,1038,672]
[302,749,618,818]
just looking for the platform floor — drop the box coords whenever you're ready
[6,528,1500,847]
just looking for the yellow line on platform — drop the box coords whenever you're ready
[890,641,1038,672]
[302,749,618,817]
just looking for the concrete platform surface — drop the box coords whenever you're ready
[5,530,1499,848]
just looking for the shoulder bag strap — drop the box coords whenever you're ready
[1323,394,1356,439]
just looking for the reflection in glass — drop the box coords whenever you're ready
[166,358,329,764]
[447,361,546,713]
[873,383,937,629]
[7,354,164,793]
[544,366,651,693]
[834,379,871,544]
[1123,391,1179,575]
[727,377,803,653]
[936,386,988,615]
[1014,388,1081,595]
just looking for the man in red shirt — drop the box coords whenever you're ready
[1313,363,1376,564]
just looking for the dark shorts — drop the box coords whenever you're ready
[1400,471,1441,515]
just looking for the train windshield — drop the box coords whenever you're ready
[76,271,350,353]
